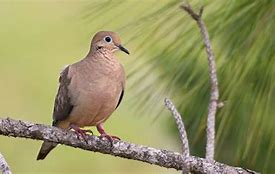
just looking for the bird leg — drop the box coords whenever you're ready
[70,124,93,138]
[96,123,120,142]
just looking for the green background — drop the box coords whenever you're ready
[0,0,274,173]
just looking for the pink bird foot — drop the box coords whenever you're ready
[99,134,120,142]
[70,124,93,138]
[96,123,120,143]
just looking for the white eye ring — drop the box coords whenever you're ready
[104,36,112,43]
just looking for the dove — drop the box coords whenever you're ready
[37,31,129,160]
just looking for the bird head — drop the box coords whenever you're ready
[90,31,129,55]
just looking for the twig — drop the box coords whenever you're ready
[0,153,12,174]
[0,118,258,174]
[180,4,219,161]
[164,98,190,174]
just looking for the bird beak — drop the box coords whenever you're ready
[118,45,130,55]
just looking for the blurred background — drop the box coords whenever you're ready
[0,0,274,173]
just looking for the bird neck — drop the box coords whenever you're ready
[89,45,112,55]
[88,46,113,57]
[86,48,118,65]
[83,50,120,76]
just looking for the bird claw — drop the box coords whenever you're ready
[75,129,93,137]
[70,124,93,139]
[99,134,120,141]
[99,134,120,147]
[96,123,120,146]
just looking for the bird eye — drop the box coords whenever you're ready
[104,36,112,43]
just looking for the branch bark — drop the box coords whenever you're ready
[180,4,219,161]
[164,98,190,174]
[0,153,12,174]
[0,118,258,174]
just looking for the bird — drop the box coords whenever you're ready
[36,31,129,160]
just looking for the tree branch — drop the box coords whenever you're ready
[164,98,190,173]
[0,153,12,174]
[180,4,219,161]
[0,118,258,174]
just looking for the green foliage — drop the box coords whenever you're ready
[143,0,274,172]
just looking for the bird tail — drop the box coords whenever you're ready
[36,141,58,160]
[36,120,70,160]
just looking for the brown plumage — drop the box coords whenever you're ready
[37,31,129,160]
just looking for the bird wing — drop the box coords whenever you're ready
[115,89,124,109]
[52,66,73,126]
[115,66,126,109]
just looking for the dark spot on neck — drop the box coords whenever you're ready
[97,46,103,50]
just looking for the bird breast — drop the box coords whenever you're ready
[67,59,124,127]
